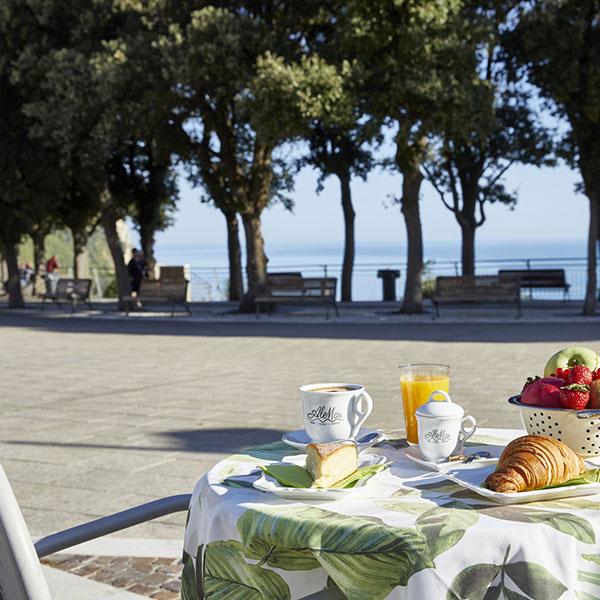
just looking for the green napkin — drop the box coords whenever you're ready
[330,463,392,488]
[258,464,313,488]
[538,468,600,490]
[482,468,600,491]
[259,462,390,489]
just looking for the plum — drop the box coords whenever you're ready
[521,377,564,408]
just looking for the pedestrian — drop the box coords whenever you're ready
[19,262,34,290]
[127,249,146,295]
[45,254,61,295]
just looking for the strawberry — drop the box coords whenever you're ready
[559,384,590,410]
[569,365,593,385]
[522,376,540,393]
[593,368,600,381]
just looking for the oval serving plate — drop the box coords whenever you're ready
[253,453,388,500]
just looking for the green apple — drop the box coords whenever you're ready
[544,346,600,377]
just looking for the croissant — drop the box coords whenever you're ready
[485,434,585,493]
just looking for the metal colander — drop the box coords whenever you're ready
[509,395,600,457]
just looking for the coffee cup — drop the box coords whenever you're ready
[415,390,476,463]
[300,383,373,442]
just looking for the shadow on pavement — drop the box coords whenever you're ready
[6,428,287,454]
[0,311,599,343]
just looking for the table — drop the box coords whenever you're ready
[182,428,600,600]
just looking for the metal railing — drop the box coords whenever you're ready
[73,257,597,302]
[186,256,596,302]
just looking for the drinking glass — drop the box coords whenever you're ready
[399,364,450,444]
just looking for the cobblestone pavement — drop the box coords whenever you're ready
[1,303,599,597]
[41,555,181,599]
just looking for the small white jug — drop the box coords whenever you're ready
[415,390,476,463]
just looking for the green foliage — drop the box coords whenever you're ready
[448,547,567,600]
[18,228,114,272]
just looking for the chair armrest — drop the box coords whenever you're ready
[34,494,191,558]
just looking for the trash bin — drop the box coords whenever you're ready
[377,269,400,301]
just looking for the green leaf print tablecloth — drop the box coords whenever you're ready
[182,428,600,600]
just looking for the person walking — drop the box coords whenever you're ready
[45,255,61,295]
[127,249,146,295]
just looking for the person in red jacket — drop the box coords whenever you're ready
[45,255,61,295]
[46,255,61,273]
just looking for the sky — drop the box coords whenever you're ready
[150,157,588,252]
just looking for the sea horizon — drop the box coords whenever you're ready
[154,238,590,302]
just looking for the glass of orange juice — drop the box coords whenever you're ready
[399,364,450,444]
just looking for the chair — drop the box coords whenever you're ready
[0,462,191,599]
[0,463,345,599]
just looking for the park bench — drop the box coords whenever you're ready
[431,274,521,318]
[122,279,192,317]
[498,269,570,300]
[255,273,339,319]
[41,277,93,312]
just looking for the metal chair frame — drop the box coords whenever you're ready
[0,463,345,599]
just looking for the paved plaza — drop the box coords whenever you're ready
[1,300,599,597]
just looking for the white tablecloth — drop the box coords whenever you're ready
[182,428,600,600]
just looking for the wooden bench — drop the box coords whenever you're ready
[431,275,521,318]
[255,274,339,319]
[498,269,570,300]
[41,278,93,312]
[122,279,192,317]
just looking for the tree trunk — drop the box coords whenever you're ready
[339,169,355,302]
[400,167,425,314]
[140,229,156,280]
[224,210,243,301]
[460,221,476,277]
[2,243,24,308]
[72,227,90,279]
[583,192,599,315]
[31,229,47,296]
[240,211,268,312]
[99,179,130,309]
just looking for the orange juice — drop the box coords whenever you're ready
[400,374,450,444]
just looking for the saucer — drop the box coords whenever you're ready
[404,444,501,472]
[282,428,385,454]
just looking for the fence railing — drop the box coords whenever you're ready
[186,256,597,302]
[74,257,598,302]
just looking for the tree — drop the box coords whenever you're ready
[181,4,329,311]
[505,0,600,315]
[423,2,553,276]
[187,123,245,301]
[348,0,465,313]
[12,1,182,306]
[250,49,378,302]
[0,1,65,307]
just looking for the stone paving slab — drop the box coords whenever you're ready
[42,555,181,599]
[1,303,600,596]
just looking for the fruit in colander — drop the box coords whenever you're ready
[543,347,600,378]
[521,377,564,408]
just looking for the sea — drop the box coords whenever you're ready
[154,238,591,302]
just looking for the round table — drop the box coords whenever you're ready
[182,428,600,600]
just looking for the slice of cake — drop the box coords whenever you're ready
[306,443,358,488]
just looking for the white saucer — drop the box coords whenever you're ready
[404,444,501,472]
[281,428,385,454]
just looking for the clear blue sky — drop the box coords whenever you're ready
[151,159,587,251]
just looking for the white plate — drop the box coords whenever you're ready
[253,453,388,500]
[443,463,600,504]
[404,444,502,472]
[282,428,384,454]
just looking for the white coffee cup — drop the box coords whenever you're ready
[415,390,476,463]
[300,383,373,442]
